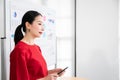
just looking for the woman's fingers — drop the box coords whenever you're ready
[50,73,59,80]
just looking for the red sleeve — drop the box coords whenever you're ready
[10,47,29,80]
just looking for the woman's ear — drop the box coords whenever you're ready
[25,22,31,30]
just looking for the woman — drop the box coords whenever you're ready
[10,10,63,80]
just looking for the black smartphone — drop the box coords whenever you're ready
[57,67,68,75]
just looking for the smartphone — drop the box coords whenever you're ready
[57,67,68,75]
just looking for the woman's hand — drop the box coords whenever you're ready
[37,68,66,80]
[37,73,59,80]
[48,68,65,77]
[48,68,62,74]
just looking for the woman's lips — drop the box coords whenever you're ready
[39,32,43,34]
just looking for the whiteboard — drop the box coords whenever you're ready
[10,0,57,66]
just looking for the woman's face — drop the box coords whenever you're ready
[29,15,44,38]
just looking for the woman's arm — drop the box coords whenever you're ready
[10,48,29,80]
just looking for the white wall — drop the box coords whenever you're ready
[76,0,119,80]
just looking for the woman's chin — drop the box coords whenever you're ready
[37,35,42,38]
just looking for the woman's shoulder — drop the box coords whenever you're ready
[10,41,29,54]
[10,41,31,58]
[15,41,29,50]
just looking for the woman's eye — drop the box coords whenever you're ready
[38,23,42,25]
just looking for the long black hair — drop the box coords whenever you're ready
[14,10,42,45]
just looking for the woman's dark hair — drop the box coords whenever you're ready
[14,10,42,45]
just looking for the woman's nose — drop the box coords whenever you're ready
[41,26,44,31]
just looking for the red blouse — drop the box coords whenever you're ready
[10,41,48,80]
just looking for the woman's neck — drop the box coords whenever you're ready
[21,34,35,45]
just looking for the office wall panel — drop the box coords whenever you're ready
[76,0,119,80]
